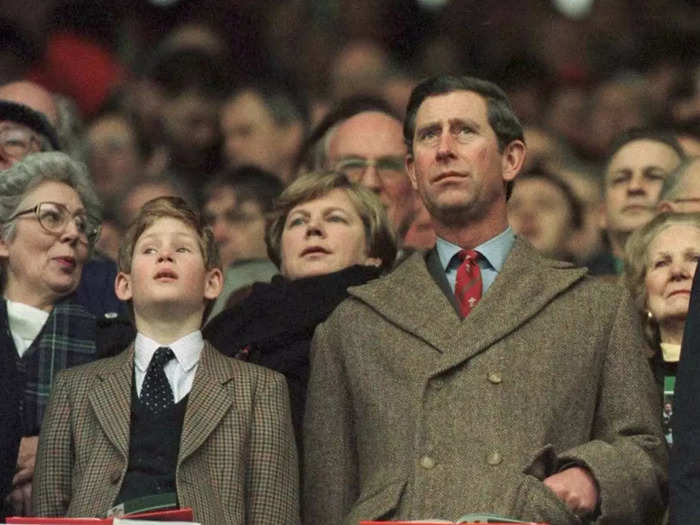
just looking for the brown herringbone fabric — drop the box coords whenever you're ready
[33,342,300,525]
[303,239,667,525]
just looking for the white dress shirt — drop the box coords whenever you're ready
[6,299,49,358]
[134,331,204,403]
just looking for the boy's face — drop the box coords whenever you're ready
[115,217,222,318]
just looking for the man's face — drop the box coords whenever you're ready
[220,90,286,174]
[508,177,574,258]
[0,120,43,170]
[406,90,518,227]
[328,111,414,236]
[203,187,267,268]
[161,91,220,165]
[603,139,682,235]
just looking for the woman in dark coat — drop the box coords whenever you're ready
[204,171,396,445]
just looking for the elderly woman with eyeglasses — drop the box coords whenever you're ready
[0,152,111,519]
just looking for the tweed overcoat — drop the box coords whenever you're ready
[33,342,300,525]
[303,239,667,525]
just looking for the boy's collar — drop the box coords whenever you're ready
[134,330,204,373]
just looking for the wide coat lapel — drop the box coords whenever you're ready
[179,343,233,463]
[350,238,588,368]
[88,346,134,459]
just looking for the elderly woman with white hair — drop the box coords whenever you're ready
[0,152,127,518]
[624,211,700,445]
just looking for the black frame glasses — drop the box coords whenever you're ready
[7,201,101,245]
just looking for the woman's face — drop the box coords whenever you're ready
[280,188,380,280]
[0,181,90,309]
[645,223,700,327]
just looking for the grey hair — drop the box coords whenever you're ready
[0,151,102,246]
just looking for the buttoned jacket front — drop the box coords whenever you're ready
[34,342,300,525]
[303,239,667,525]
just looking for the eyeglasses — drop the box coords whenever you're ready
[0,125,42,160]
[334,156,405,182]
[7,201,101,245]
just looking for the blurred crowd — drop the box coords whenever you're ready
[1,0,700,522]
[0,0,697,267]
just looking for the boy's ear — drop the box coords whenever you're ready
[204,268,224,301]
[115,272,133,301]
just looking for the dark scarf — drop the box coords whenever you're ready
[204,264,382,444]
[205,264,382,357]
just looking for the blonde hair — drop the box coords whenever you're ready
[265,171,397,272]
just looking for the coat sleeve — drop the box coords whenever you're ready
[32,370,74,517]
[670,269,700,524]
[303,319,359,525]
[245,369,300,525]
[557,287,668,523]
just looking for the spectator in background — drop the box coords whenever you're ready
[119,175,192,228]
[299,95,434,251]
[659,157,700,213]
[203,166,284,319]
[507,169,582,260]
[84,112,145,210]
[591,129,685,274]
[220,81,308,184]
[149,47,228,190]
[584,74,650,160]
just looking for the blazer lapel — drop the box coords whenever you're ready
[350,251,464,354]
[437,238,588,370]
[179,343,232,463]
[88,347,133,459]
[349,239,587,366]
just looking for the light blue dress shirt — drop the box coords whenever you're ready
[436,226,515,294]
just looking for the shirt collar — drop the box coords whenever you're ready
[436,226,515,271]
[134,330,204,373]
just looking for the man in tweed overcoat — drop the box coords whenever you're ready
[303,75,667,525]
[33,198,299,525]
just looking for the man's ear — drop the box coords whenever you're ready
[204,268,224,301]
[115,272,133,301]
[501,140,526,183]
[405,153,418,190]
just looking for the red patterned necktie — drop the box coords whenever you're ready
[455,249,482,318]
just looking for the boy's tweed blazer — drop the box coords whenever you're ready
[303,238,667,525]
[33,342,300,525]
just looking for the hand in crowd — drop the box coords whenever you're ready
[543,465,599,517]
[6,436,38,516]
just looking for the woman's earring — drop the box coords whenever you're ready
[646,310,655,322]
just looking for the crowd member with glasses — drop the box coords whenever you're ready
[0,100,60,170]
[296,95,435,252]
[0,152,132,519]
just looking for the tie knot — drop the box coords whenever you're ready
[151,347,175,368]
[458,249,479,264]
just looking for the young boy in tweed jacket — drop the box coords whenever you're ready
[32,197,300,525]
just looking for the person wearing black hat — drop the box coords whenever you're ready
[0,99,60,170]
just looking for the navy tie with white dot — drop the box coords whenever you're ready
[141,347,175,414]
